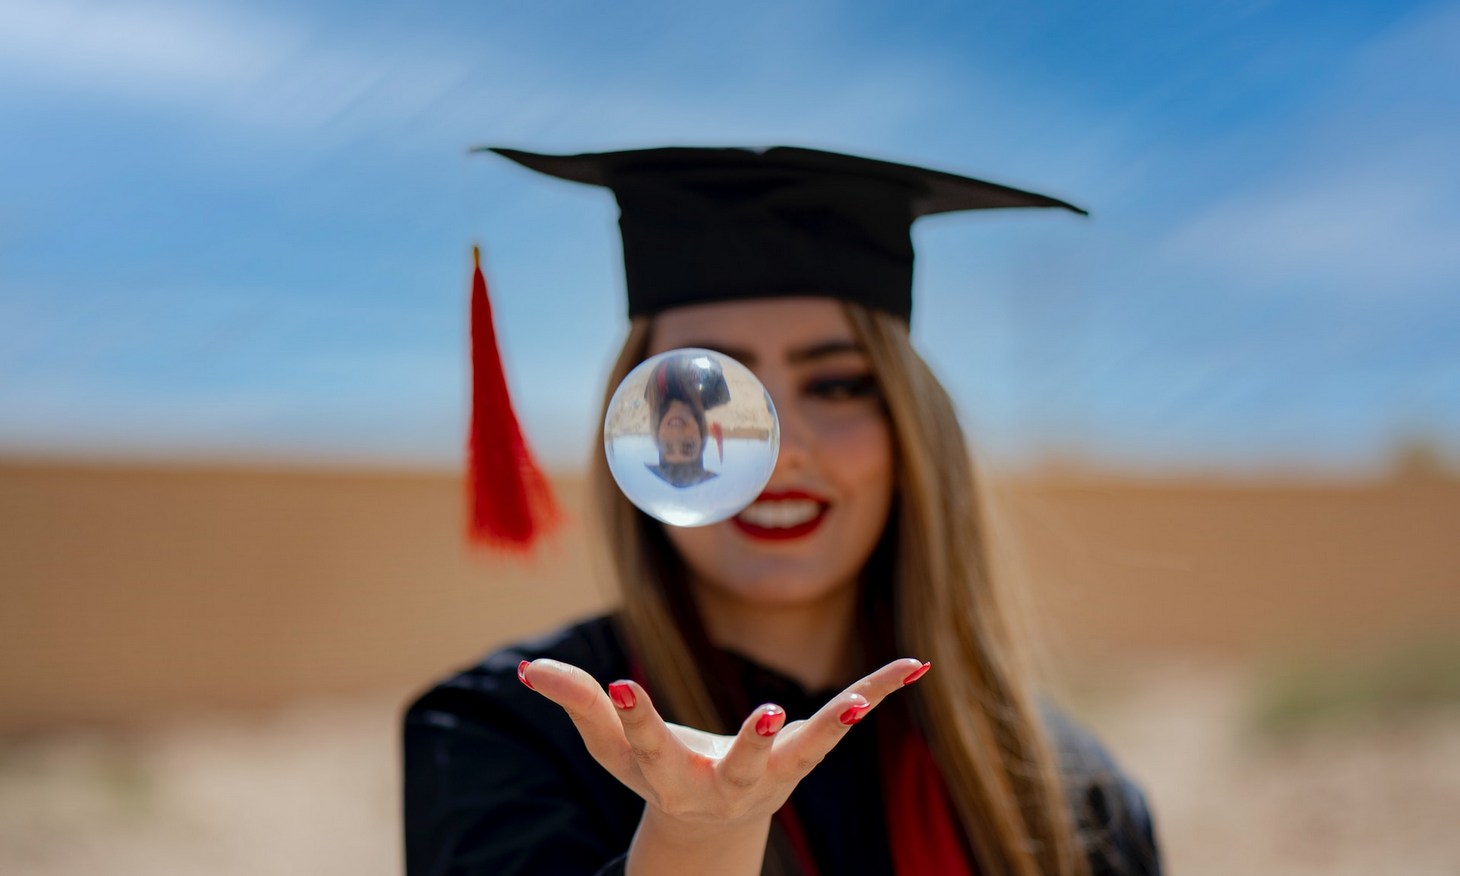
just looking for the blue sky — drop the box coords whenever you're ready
[1,0,1456,475]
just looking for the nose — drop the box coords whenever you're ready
[770,393,811,476]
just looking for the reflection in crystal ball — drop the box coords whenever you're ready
[604,348,779,527]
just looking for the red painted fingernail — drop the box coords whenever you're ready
[755,705,785,737]
[902,662,931,686]
[839,697,871,726]
[608,680,636,710]
[517,660,535,691]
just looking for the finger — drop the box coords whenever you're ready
[848,657,933,701]
[777,657,929,745]
[520,659,647,788]
[718,703,786,789]
[605,679,685,785]
[774,658,929,775]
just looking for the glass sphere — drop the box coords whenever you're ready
[604,348,779,527]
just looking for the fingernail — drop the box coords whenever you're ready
[517,660,535,691]
[902,661,932,686]
[608,680,636,710]
[839,695,871,726]
[755,705,785,737]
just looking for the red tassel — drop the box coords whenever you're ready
[467,246,558,549]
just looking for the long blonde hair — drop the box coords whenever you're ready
[591,303,1089,876]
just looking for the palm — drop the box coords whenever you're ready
[519,656,927,825]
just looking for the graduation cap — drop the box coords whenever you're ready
[484,145,1086,321]
[466,146,1085,549]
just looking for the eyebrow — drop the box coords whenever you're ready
[678,339,865,367]
[787,339,864,364]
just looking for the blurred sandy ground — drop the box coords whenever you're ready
[1,459,1457,875]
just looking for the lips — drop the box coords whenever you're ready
[732,490,830,540]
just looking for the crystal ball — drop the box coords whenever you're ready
[604,348,779,527]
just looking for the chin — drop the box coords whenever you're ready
[703,561,857,607]
[668,523,870,609]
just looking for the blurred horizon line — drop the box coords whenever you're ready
[4,437,1456,485]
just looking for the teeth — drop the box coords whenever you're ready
[738,500,822,528]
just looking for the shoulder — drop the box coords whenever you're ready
[405,613,629,730]
[402,614,639,875]
[1041,702,1164,876]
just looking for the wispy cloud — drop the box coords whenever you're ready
[1158,142,1460,297]
[0,0,300,99]
[0,0,975,151]
[0,0,499,147]
[1154,1,1460,301]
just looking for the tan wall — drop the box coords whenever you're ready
[994,474,1460,664]
[0,460,609,729]
[3,459,1457,729]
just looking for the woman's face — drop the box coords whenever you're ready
[646,297,894,609]
[656,399,703,464]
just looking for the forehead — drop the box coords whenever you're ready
[647,297,857,356]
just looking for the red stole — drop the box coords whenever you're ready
[775,716,976,876]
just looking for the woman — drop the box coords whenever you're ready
[405,147,1161,876]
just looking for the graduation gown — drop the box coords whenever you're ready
[403,615,1162,875]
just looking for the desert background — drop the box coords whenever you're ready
[2,455,1457,875]
[3,4,1458,872]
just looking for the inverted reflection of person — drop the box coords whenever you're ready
[657,398,702,463]
[406,147,1162,876]
[644,356,728,488]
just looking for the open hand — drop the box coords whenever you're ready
[517,657,930,834]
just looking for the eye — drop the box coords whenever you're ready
[804,374,880,402]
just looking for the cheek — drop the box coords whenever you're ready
[822,417,895,501]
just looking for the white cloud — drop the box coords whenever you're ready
[0,0,301,98]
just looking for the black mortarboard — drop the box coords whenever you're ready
[483,145,1086,322]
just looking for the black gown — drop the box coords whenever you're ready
[403,615,1162,875]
